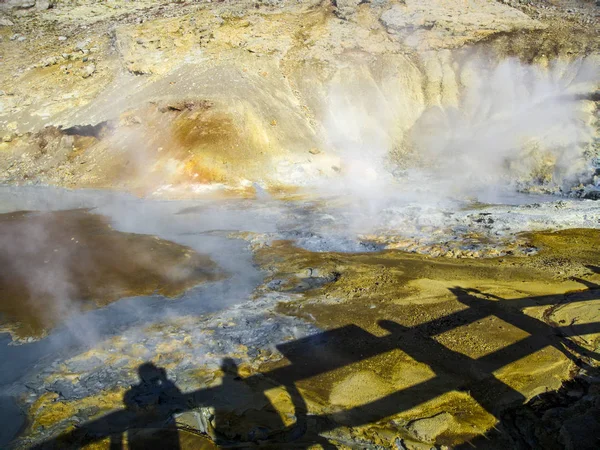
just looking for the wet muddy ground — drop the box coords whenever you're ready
[0,209,223,339]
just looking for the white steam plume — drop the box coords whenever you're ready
[321,54,599,206]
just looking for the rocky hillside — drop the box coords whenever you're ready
[0,0,598,196]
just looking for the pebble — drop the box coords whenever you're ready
[58,36,67,41]
[0,17,14,27]
[75,39,90,51]
[41,56,58,67]
[81,63,96,78]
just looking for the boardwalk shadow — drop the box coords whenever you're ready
[32,280,600,449]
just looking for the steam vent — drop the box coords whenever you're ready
[1,0,600,449]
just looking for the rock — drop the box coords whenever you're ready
[35,0,55,10]
[334,0,362,19]
[176,410,214,436]
[66,356,105,373]
[75,38,90,52]
[394,437,408,450]
[122,115,142,126]
[0,16,14,27]
[50,380,83,400]
[560,409,600,450]
[81,63,96,78]
[41,56,58,67]
[406,412,457,443]
[583,190,600,200]
[58,35,67,41]
[380,4,409,31]
[3,134,13,143]
[6,0,35,9]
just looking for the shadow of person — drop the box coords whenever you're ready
[196,358,337,448]
[110,362,184,450]
[207,358,288,445]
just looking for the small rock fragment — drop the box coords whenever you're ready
[75,39,91,52]
[0,16,15,27]
[334,0,362,19]
[81,63,96,78]
[10,0,35,9]
[407,412,457,442]
[41,56,58,67]
[36,0,55,10]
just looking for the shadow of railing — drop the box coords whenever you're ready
[31,279,600,449]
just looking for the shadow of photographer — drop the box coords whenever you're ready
[109,362,184,449]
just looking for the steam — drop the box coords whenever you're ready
[1,54,597,347]
[0,213,93,343]
[323,54,599,203]
[323,82,396,197]
[411,56,599,196]
[0,188,279,340]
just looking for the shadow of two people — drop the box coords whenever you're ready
[109,358,295,450]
